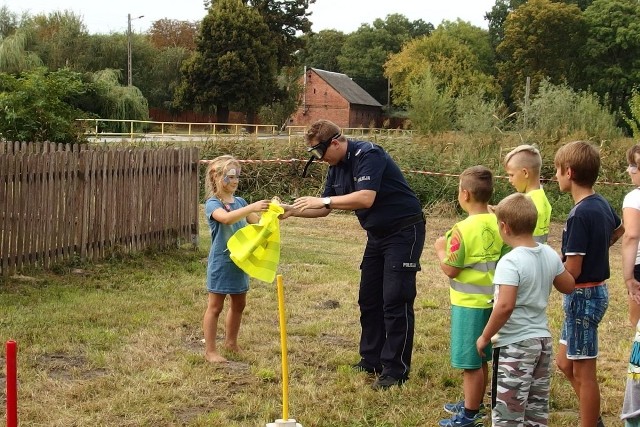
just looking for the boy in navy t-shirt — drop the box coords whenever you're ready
[554,141,624,427]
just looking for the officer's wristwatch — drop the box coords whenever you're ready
[322,197,331,209]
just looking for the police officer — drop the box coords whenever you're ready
[287,119,426,389]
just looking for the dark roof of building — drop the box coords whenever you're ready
[311,68,382,107]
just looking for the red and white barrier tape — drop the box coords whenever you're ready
[199,159,634,187]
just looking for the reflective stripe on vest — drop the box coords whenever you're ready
[463,261,497,273]
[533,234,548,244]
[449,278,494,295]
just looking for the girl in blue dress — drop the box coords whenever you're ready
[203,155,270,363]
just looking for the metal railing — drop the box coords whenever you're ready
[283,126,414,138]
[77,119,415,142]
[77,118,279,140]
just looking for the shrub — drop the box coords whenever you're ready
[196,131,634,222]
[522,79,621,141]
[408,70,453,134]
[454,89,511,135]
[624,88,640,138]
[0,67,87,143]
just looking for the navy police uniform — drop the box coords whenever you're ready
[322,139,426,381]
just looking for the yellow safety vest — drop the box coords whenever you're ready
[528,188,551,244]
[445,213,507,309]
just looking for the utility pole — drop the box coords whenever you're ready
[127,13,144,87]
[524,76,531,130]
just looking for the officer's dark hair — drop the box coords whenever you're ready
[493,193,537,236]
[305,119,345,145]
[460,165,493,204]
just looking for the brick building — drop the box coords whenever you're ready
[289,68,383,129]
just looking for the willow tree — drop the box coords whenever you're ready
[87,69,149,132]
[0,27,42,74]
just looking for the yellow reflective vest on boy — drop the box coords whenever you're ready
[443,213,509,309]
[527,188,552,244]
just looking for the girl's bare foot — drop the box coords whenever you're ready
[224,343,242,353]
[204,351,228,363]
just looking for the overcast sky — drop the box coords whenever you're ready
[4,0,496,34]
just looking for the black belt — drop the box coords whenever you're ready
[367,213,425,238]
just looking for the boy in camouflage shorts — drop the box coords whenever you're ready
[476,193,575,426]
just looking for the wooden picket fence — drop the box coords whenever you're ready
[0,142,200,277]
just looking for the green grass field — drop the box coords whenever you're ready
[0,212,631,426]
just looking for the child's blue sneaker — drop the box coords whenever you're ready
[443,400,487,415]
[443,400,465,414]
[438,411,483,427]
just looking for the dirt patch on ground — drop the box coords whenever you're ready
[182,326,205,353]
[174,404,211,425]
[320,333,352,348]
[36,353,108,381]
[316,299,340,309]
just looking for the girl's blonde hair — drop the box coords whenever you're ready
[205,155,240,199]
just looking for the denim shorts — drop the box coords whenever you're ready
[560,284,608,359]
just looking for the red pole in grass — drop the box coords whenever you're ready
[6,340,17,427]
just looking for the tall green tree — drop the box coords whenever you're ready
[27,11,89,71]
[338,14,433,106]
[436,19,495,75]
[579,0,640,113]
[485,0,526,51]
[496,0,586,106]
[144,47,192,109]
[385,29,498,108]
[148,19,199,50]
[298,29,346,72]
[485,0,590,52]
[0,67,149,141]
[175,0,278,122]
[205,0,314,68]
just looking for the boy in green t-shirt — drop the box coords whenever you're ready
[435,166,510,427]
[503,144,552,243]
